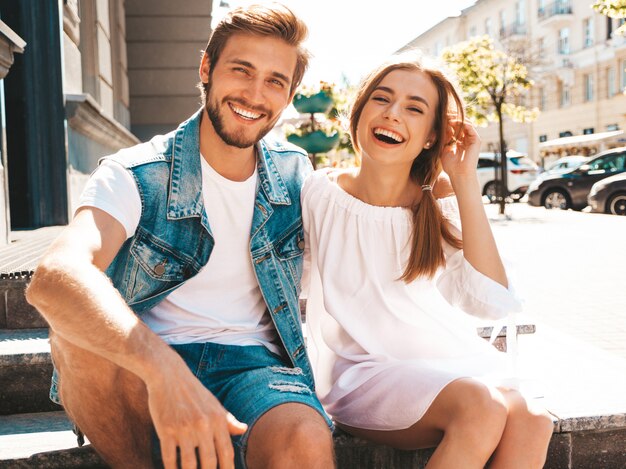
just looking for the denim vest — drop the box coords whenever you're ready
[103,109,314,385]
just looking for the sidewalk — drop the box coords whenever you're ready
[485,202,626,361]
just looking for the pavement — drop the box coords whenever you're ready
[484,202,626,361]
[482,202,626,434]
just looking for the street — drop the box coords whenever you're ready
[485,202,626,361]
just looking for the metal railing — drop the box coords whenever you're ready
[499,23,527,39]
[538,1,573,20]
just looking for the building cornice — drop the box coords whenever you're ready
[66,94,140,149]
[0,20,26,80]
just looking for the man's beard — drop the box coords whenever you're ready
[205,86,277,149]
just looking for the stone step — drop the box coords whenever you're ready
[0,277,47,329]
[0,411,105,468]
[0,329,58,415]
[0,227,63,330]
[0,410,624,469]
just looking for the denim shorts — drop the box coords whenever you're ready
[151,342,333,469]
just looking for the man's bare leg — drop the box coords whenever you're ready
[246,403,334,469]
[51,331,153,468]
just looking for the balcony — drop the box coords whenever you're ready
[538,1,574,27]
[499,22,528,40]
[609,31,626,51]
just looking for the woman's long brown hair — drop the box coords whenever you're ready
[349,56,464,281]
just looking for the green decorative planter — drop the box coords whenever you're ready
[292,91,333,114]
[287,130,340,154]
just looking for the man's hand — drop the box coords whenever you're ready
[147,363,247,469]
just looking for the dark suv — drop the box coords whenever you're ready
[527,147,626,210]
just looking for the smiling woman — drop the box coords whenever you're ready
[301,53,554,469]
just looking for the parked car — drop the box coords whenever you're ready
[588,172,626,215]
[477,151,540,202]
[527,147,626,210]
[543,155,589,174]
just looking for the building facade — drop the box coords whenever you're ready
[401,0,626,166]
[0,0,213,245]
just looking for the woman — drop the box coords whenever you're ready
[301,55,553,468]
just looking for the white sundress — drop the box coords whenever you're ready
[301,168,523,431]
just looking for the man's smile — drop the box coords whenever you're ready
[228,102,266,122]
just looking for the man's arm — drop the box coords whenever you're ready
[26,207,246,469]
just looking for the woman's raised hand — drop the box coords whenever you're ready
[439,120,481,182]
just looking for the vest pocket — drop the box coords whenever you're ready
[126,228,193,302]
[274,222,304,260]
[273,222,305,288]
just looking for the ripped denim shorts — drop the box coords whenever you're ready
[152,342,333,469]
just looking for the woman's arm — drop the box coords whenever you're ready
[440,122,508,288]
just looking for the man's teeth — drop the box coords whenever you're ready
[231,105,262,120]
[374,128,403,143]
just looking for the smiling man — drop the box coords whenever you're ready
[25,4,334,469]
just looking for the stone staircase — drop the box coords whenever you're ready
[1,228,626,468]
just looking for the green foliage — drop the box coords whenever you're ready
[441,36,538,125]
[285,81,355,155]
[592,1,626,35]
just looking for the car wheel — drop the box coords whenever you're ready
[607,193,626,216]
[542,189,570,210]
[483,181,498,203]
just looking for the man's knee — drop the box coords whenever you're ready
[51,335,153,468]
[247,403,334,468]
[283,413,334,456]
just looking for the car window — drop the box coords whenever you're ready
[588,153,626,172]
[478,158,496,168]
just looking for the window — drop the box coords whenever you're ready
[538,0,545,14]
[537,37,545,57]
[485,17,492,36]
[559,83,571,107]
[583,18,594,48]
[539,87,546,111]
[478,158,497,169]
[621,59,626,91]
[588,153,626,172]
[558,28,570,54]
[557,0,571,14]
[559,131,573,137]
[584,73,594,101]
[608,67,616,98]
[434,41,443,56]
[583,128,594,135]
[607,124,619,131]
[516,1,525,25]
[469,26,477,37]
[499,10,506,35]
[539,134,548,143]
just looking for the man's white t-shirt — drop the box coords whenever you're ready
[79,157,279,354]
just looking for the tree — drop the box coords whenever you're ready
[442,36,538,215]
[593,1,626,35]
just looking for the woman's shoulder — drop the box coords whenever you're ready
[302,167,354,196]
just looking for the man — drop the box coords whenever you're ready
[26,4,334,469]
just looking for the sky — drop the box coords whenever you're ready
[212,0,477,87]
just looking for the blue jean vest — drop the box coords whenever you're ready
[104,109,314,384]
